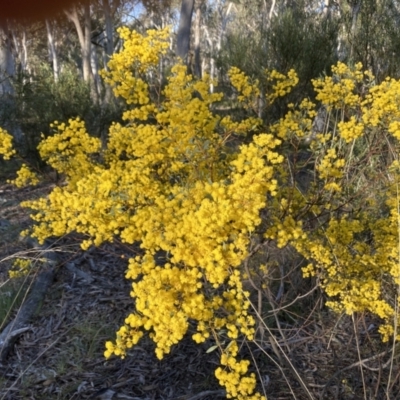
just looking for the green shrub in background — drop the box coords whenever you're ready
[217,6,338,123]
[2,64,124,163]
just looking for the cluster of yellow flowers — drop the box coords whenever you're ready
[228,67,260,108]
[0,128,16,160]
[215,340,264,400]
[0,129,40,187]
[337,116,365,143]
[7,164,39,188]
[270,99,316,140]
[38,118,102,188]
[312,61,364,110]
[294,208,400,341]
[266,68,299,103]
[8,258,31,278]
[317,148,345,185]
[100,26,170,104]
[228,66,299,114]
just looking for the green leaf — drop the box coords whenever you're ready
[206,345,218,353]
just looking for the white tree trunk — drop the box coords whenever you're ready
[193,3,202,77]
[21,30,29,74]
[269,0,277,22]
[0,26,15,95]
[11,28,29,74]
[102,0,116,105]
[46,20,59,82]
[203,25,214,92]
[91,45,101,98]
[83,2,92,84]
[65,4,91,82]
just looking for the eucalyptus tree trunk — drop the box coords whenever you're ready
[193,3,202,77]
[102,0,116,105]
[11,28,29,75]
[203,25,214,92]
[83,2,92,83]
[65,3,92,82]
[46,20,59,82]
[0,26,15,95]
[268,0,277,22]
[65,3,99,102]
[21,30,29,74]
[91,45,101,98]
[322,0,330,18]
[0,25,23,145]
[176,0,195,61]
[349,0,362,59]
[102,0,114,66]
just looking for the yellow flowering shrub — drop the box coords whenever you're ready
[282,62,400,343]
[10,27,306,400]
[337,116,365,143]
[6,26,400,398]
[215,340,264,400]
[100,26,170,105]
